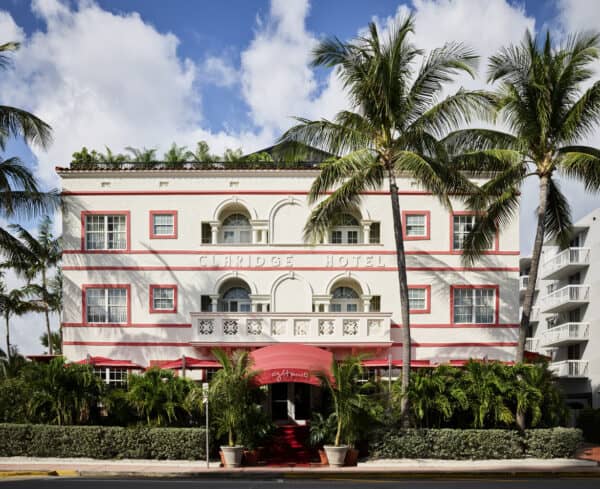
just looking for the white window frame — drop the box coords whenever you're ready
[85,214,127,250]
[408,288,427,311]
[152,286,175,312]
[86,287,128,324]
[94,367,129,387]
[453,287,496,324]
[152,213,175,237]
[221,214,252,244]
[405,214,427,237]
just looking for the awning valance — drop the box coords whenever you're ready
[361,359,431,368]
[250,344,333,386]
[159,356,221,370]
[76,356,143,369]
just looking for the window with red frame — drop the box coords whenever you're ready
[86,287,128,323]
[150,212,176,238]
[408,286,429,313]
[404,213,429,239]
[151,286,176,313]
[453,287,496,324]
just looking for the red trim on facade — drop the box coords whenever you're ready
[449,211,499,253]
[149,210,178,239]
[449,284,500,326]
[391,323,519,329]
[62,322,191,328]
[149,284,178,314]
[81,284,131,326]
[64,190,441,197]
[62,248,521,256]
[63,265,519,272]
[408,284,431,314]
[402,211,431,241]
[80,210,131,252]
[63,341,189,347]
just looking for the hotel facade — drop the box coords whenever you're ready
[59,164,520,420]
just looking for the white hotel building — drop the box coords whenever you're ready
[59,164,520,419]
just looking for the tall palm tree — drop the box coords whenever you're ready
[280,17,489,422]
[125,146,158,163]
[187,141,219,162]
[0,281,40,356]
[10,216,61,354]
[446,31,600,362]
[0,42,52,150]
[40,331,61,355]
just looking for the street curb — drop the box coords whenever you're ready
[0,470,59,478]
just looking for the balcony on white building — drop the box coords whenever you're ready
[541,247,590,280]
[540,285,590,314]
[541,322,590,348]
[189,312,393,346]
[525,337,541,354]
[519,275,530,295]
[519,306,540,323]
[549,360,589,378]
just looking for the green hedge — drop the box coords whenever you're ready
[371,428,582,460]
[0,424,205,460]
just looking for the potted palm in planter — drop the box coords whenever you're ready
[210,349,257,467]
[318,355,365,467]
[309,412,336,464]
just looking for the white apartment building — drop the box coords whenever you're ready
[59,163,520,422]
[523,208,600,409]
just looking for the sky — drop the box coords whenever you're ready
[1,0,599,354]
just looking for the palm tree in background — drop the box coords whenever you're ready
[163,142,191,165]
[0,281,41,357]
[40,331,61,355]
[10,217,61,354]
[446,31,600,362]
[187,141,220,162]
[0,41,57,260]
[125,146,158,163]
[280,16,490,423]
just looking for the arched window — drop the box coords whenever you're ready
[330,286,361,312]
[220,286,251,312]
[222,213,251,244]
[330,214,360,244]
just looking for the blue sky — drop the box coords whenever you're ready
[0,0,599,353]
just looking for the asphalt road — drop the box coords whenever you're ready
[2,478,600,488]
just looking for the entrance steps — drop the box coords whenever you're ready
[264,424,316,465]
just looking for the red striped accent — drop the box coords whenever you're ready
[391,323,519,328]
[62,249,520,256]
[392,341,517,347]
[62,265,520,272]
[63,341,189,347]
[62,322,191,328]
[63,189,437,196]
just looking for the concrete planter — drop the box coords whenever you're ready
[220,446,244,467]
[323,445,348,467]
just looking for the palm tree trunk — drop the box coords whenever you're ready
[42,268,53,355]
[335,418,343,447]
[518,174,550,363]
[516,410,526,431]
[4,313,10,358]
[386,165,412,427]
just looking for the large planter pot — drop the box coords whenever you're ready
[318,448,329,465]
[344,447,359,467]
[323,445,348,467]
[220,446,244,468]
[243,449,259,466]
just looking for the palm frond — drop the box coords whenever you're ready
[442,129,521,155]
[544,178,573,249]
[0,42,19,71]
[0,190,60,220]
[0,106,52,150]
[450,149,522,174]
[558,146,600,192]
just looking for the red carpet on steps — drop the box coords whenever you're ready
[263,424,318,466]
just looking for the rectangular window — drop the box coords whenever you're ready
[201,222,212,244]
[95,368,129,387]
[150,285,177,313]
[85,287,128,323]
[408,288,426,310]
[346,303,358,312]
[452,214,475,250]
[402,211,430,240]
[329,303,342,313]
[369,223,380,244]
[370,295,381,312]
[85,214,127,250]
[201,295,212,312]
[452,287,496,324]
[331,231,342,244]
[347,230,358,244]
[150,211,177,238]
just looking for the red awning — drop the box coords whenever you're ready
[362,359,432,368]
[250,344,333,386]
[76,356,143,369]
[159,356,221,370]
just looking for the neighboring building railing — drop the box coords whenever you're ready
[549,360,589,378]
[519,275,529,291]
[541,322,590,347]
[189,312,392,345]
[519,306,540,322]
[541,247,590,278]
[64,161,324,171]
[525,337,540,353]
[540,285,590,312]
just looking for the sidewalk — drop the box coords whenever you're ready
[0,456,598,479]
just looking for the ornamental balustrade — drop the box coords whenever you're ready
[541,322,590,347]
[189,312,392,345]
[541,247,590,280]
[549,360,589,378]
[540,285,590,313]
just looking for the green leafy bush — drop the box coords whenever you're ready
[0,424,206,460]
[371,428,581,460]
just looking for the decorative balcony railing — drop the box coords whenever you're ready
[525,337,540,353]
[189,312,392,345]
[549,360,589,378]
[540,285,590,313]
[541,322,590,347]
[541,247,590,280]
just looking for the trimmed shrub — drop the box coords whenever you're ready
[525,428,583,458]
[0,424,206,460]
[371,428,581,460]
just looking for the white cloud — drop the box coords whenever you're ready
[200,56,238,87]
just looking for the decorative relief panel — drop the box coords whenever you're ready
[294,319,309,336]
[343,319,359,336]
[197,319,215,335]
[247,319,263,335]
[271,319,286,336]
[318,319,335,336]
[367,319,383,336]
[223,319,239,335]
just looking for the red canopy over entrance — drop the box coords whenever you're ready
[250,344,333,386]
[158,356,221,370]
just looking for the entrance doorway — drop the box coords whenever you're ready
[269,382,316,424]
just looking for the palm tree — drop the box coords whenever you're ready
[446,31,600,362]
[280,17,488,423]
[0,42,52,150]
[97,146,126,165]
[210,348,258,447]
[187,141,219,162]
[0,281,41,357]
[125,146,158,163]
[163,142,192,165]
[40,331,61,355]
[510,363,543,430]
[10,216,61,354]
